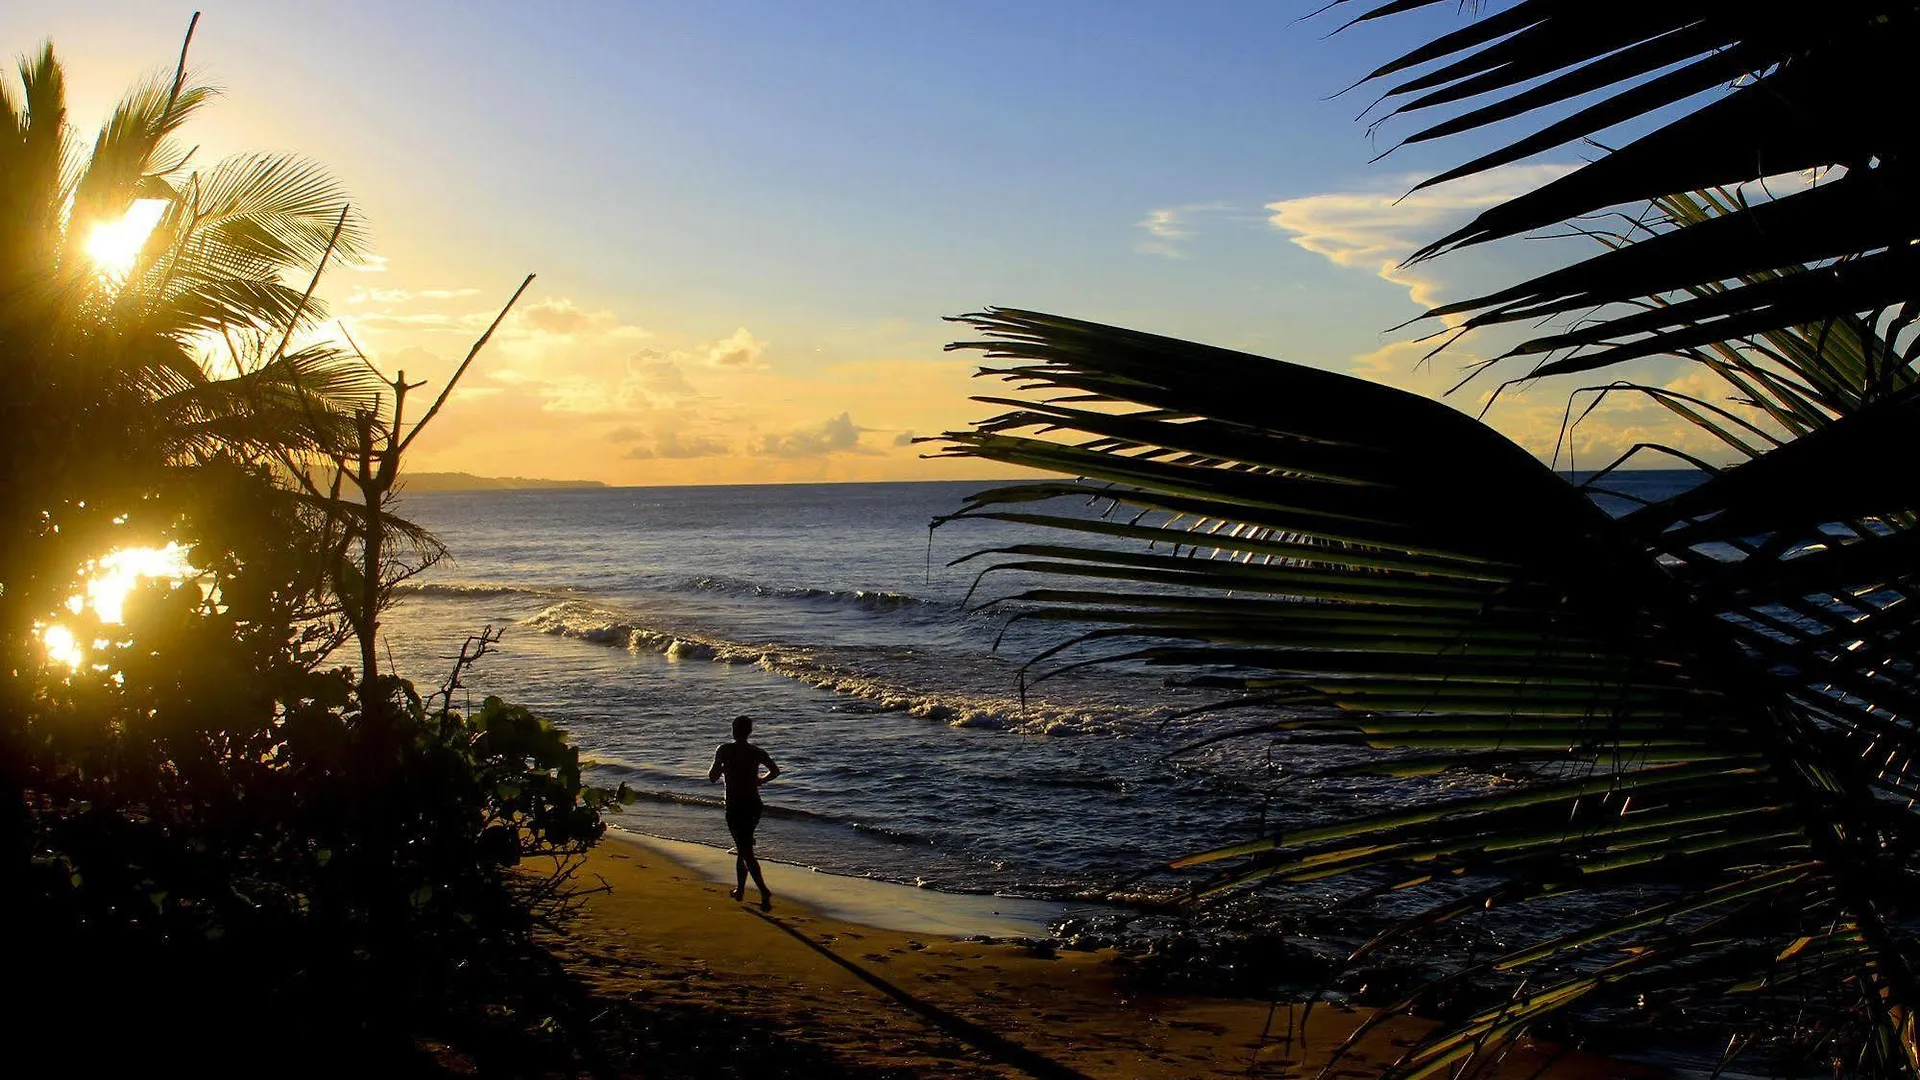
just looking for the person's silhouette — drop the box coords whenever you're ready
[708,714,780,909]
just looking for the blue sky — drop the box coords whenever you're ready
[17,1,1715,483]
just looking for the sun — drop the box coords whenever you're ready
[82,199,170,281]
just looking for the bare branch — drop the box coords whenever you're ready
[396,273,534,455]
[272,205,350,363]
[166,12,200,113]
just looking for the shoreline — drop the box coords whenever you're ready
[561,832,1668,1078]
[608,828,1075,938]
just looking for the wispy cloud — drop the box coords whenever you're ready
[517,297,622,336]
[622,430,730,459]
[1265,164,1576,314]
[1135,201,1233,257]
[1141,208,1191,240]
[627,354,697,404]
[346,286,479,305]
[345,311,479,332]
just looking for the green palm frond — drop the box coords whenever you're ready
[164,152,369,279]
[933,306,1920,1077]
[68,69,215,244]
[156,343,388,459]
[1328,1,1917,384]
[0,44,68,275]
[1553,188,1918,473]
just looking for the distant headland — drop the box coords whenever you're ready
[402,472,607,492]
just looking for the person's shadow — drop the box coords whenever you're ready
[745,908,1096,1080]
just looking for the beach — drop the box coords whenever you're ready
[16,4,1897,1073]
[534,831,1663,1079]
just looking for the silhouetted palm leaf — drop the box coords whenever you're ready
[1329,1,1917,384]
[933,306,1920,1077]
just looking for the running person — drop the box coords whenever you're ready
[708,715,780,909]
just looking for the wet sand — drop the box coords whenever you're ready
[551,832,1665,1079]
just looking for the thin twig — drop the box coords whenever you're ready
[397,273,535,455]
[272,205,350,362]
[166,12,200,111]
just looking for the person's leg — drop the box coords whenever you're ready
[745,852,771,909]
[727,807,749,900]
[745,806,771,908]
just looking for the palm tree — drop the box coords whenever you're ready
[931,4,1920,1074]
[0,23,389,669]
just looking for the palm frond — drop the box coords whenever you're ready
[1325,1,1917,387]
[0,43,69,289]
[167,152,368,277]
[68,68,215,240]
[934,307,1920,1077]
[157,343,388,459]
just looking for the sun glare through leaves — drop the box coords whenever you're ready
[39,542,198,669]
[40,624,85,670]
[82,198,169,282]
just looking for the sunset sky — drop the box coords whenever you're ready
[19,1,1724,485]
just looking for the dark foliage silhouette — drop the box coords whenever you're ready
[3,23,619,1071]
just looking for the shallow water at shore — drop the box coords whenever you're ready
[608,829,1072,938]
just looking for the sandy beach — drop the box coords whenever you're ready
[545,831,1664,1079]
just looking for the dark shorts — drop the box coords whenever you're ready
[726,799,763,852]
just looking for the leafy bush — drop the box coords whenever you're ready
[21,625,622,1067]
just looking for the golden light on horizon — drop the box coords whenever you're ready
[82,199,169,281]
[39,543,199,670]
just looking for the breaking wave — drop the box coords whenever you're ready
[677,574,946,614]
[524,599,1123,736]
[397,581,571,600]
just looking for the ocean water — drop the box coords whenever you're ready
[381,472,1700,906]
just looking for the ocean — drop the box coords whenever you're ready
[382,472,1700,913]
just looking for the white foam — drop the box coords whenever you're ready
[607,828,1070,939]
[525,599,1123,737]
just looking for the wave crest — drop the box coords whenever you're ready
[682,574,943,614]
[398,581,569,600]
[524,599,1116,736]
